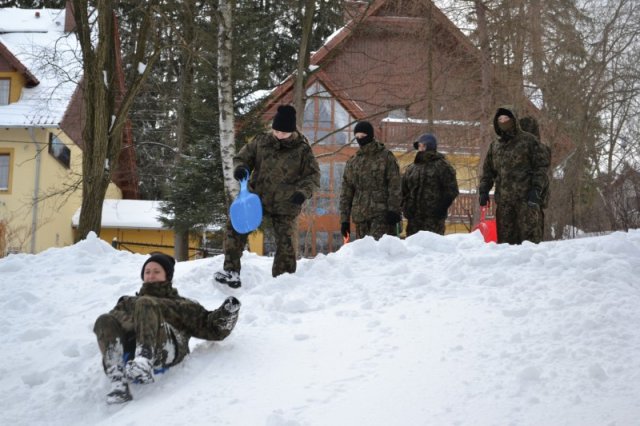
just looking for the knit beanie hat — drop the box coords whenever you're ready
[141,253,176,282]
[272,105,297,132]
[414,133,437,150]
[354,121,374,138]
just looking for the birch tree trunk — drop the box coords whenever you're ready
[217,0,237,202]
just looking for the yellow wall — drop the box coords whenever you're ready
[248,231,264,255]
[100,227,206,258]
[0,127,122,254]
[0,71,27,103]
[395,150,480,192]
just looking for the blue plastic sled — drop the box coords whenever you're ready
[230,177,263,234]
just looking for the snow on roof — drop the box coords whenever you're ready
[72,199,169,230]
[381,117,481,127]
[71,199,223,231]
[0,7,82,127]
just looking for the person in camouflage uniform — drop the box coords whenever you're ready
[402,133,459,236]
[215,105,320,288]
[519,116,551,238]
[339,121,402,240]
[478,106,550,244]
[94,253,241,404]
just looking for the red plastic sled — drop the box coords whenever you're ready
[473,206,497,243]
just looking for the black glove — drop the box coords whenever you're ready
[222,296,241,313]
[290,192,306,205]
[341,222,350,238]
[479,192,490,207]
[233,166,249,181]
[385,211,401,225]
[435,204,449,219]
[527,189,540,208]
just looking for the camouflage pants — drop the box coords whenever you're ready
[94,297,182,375]
[406,216,446,236]
[223,213,298,277]
[496,201,542,244]
[354,217,398,240]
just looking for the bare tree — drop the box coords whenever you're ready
[72,0,161,240]
[292,0,316,125]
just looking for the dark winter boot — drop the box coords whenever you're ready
[125,346,155,384]
[214,270,241,288]
[105,365,132,404]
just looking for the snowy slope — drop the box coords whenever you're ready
[1,230,639,426]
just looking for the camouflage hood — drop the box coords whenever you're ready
[493,105,523,139]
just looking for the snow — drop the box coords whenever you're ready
[381,117,481,127]
[0,7,81,127]
[71,199,167,229]
[70,199,221,232]
[1,230,640,425]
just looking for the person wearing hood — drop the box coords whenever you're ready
[478,106,550,244]
[94,253,241,404]
[401,133,459,236]
[215,105,320,288]
[339,121,402,240]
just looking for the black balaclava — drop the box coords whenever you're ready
[354,121,374,146]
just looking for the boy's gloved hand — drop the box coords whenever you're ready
[527,189,540,208]
[223,296,241,313]
[479,192,490,207]
[233,166,248,181]
[290,192,306,205]
[341,222,350,238]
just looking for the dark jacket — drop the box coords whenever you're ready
[402,150,459,220]
[234,131,320,216]
[340,140,402,223]
[479,106,550,204]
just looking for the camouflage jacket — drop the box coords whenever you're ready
[479,106,550,205]
[340,140,402,223]
[402,151,459,220]
[519,117,552,209]
[108,281,238,365]
[234,131,320,216]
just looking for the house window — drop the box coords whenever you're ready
[0,151,12,192]
[48,133,71,168]
[315,231,328,255]
[312,161,345,216]
[303,82,353,146]
[0,79,9,105]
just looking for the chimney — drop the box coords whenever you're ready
[64,0,76,32]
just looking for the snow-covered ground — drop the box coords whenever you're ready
[1,230,640,426]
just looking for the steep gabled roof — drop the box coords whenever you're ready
[0,41,39,86]
[0,8,81,128]
[263,0,483,116]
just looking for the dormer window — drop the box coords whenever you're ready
[49,133,71,168]
[0,79,9,105]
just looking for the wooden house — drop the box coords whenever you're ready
[250,0,571,256]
